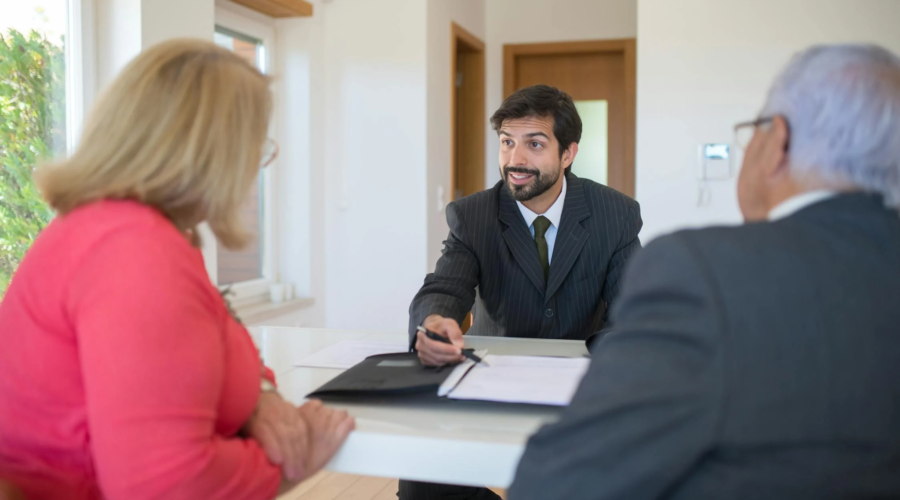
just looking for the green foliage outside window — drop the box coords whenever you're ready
[0,28,64,299]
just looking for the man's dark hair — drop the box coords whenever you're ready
[490,84,582,157]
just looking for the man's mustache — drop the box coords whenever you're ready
[504,166,540,177]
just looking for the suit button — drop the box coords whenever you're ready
[544,308,554,318]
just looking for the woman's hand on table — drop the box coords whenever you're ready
[297,400,356,475]
[242,391,311,482]
[275,400,355,493]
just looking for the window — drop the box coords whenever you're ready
[214,27,267,286]
[213,7,277,304]
[0,0,86,299]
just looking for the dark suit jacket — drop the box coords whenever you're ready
[509,193,900,499]
[409,171,642,345]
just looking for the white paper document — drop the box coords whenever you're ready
[294,340,409,369]
[445,355,591,406]
[437,350,488,397]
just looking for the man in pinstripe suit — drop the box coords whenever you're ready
[399,85,642,499]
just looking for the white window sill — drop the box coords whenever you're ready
[236,297,314,325]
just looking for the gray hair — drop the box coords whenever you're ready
[761,44,900,208]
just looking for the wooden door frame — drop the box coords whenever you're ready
[503,39,636,198]
[450,22,486,202]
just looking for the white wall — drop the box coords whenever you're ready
[141,0,213,48]
[95,0,213,88]
[94,0,141,89]
[319,0,429,331]
[484,0,637,187]
[268,0,488,328]
[636,0,900,241]
[425,0,486,271]
[272,11,324,326]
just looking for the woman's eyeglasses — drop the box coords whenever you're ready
[260,138,279,169]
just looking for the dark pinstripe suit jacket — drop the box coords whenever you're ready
[408,171,642,344]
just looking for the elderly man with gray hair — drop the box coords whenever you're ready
[508,44,900,500]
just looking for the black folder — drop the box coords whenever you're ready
[306,352,455,403]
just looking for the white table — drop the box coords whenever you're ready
[251,327,588,488]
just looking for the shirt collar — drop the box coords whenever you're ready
[516,175,567,228]
[767,190,838,221]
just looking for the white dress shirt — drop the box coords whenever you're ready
[767,190,837,221]
[516,176,567,264]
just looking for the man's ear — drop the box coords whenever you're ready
[562,142,579,169]
[762,115,791,179]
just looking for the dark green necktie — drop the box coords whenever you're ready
[533,216,551,281]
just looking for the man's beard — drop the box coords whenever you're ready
[502,164,562,202]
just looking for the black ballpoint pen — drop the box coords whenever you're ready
[416,325,489,366]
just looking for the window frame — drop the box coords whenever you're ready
[213,5,279,306]
[66,0,95,151]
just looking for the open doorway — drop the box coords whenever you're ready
[451,22,485,201]
[504,39,637,197]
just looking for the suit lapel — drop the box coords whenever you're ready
[545,173,591,302]
[498,184,546,294]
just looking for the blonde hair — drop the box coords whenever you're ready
[37,38,272,249]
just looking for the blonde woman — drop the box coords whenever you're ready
[0,39,353,499]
